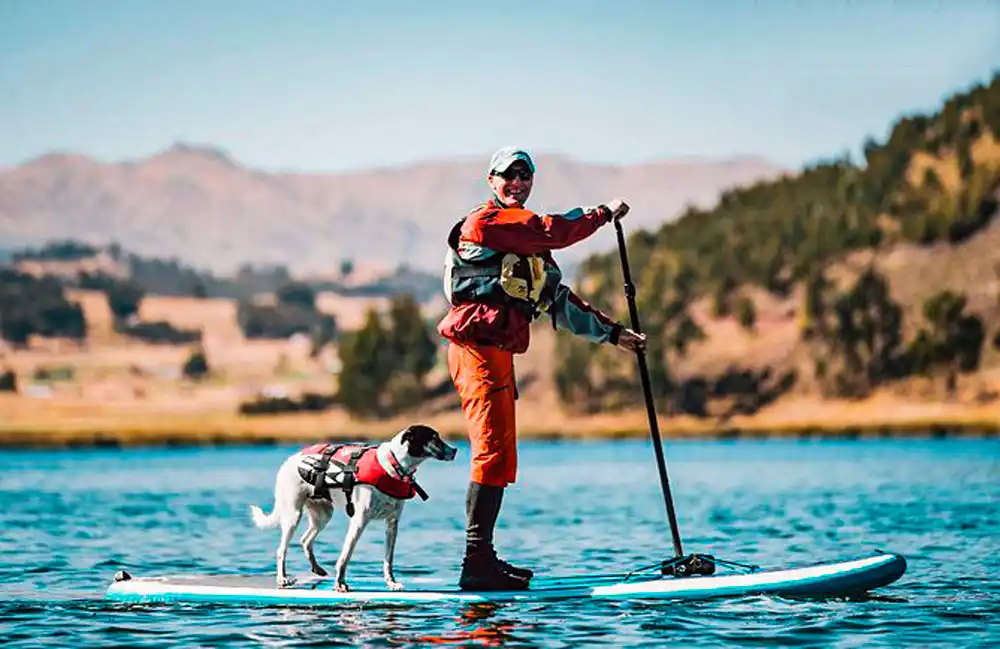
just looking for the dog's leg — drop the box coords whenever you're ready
[301,502,332,577]
[383,513,403,591]
[276,507,302,588]
[333,515,368,593]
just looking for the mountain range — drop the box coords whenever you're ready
[0,143,782,275]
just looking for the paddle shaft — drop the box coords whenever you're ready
[613,217,685,559]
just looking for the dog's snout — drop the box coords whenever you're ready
[440,442,458,461]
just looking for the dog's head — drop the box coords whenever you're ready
[395,424,457,462]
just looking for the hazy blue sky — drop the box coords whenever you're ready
[2,0,998,172]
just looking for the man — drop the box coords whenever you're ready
[438,146,647,591]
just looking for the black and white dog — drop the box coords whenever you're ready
[250,424,457,590]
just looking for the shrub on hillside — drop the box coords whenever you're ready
[0,270,87,344]
[0,369,17,392]
[12,240,99,262]
[118,320,202,345]
[182,346,210,381]
[238,392,337,416]
[275,281,317,310]
[236,300,324,340]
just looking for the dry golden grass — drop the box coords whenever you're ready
[138,294,244,343]
[2,388,997,449]
[314,291,391,330]
[907,131,1000,191]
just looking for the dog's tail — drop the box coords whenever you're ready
[249,504,280,530]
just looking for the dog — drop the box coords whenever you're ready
[250,424,457,591]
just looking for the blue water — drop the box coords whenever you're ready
[0,438,997,647]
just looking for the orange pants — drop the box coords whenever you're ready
[447,342,517,487]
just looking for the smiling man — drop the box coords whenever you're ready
[438,146,646,591]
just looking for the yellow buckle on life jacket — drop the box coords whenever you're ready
[500,253,545,304]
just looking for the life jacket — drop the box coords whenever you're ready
[297,443,429,517]
[444,218,553,319]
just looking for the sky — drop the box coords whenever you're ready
[1,0,998,173]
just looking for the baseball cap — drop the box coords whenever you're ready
[488,147,535,175]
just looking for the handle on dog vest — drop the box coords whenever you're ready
[342,471,357,518]
[413,482,429,501]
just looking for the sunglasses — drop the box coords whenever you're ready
[494,167,533,182]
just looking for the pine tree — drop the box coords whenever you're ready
[337,308,393,417]
[387,293,437,382]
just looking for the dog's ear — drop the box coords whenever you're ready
[400,425,421,456]
[400,424,436,457]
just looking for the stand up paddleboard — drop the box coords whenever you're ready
[106,552,906,606]
[103,213,907,607]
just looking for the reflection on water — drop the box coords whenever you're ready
[403,603,513,647]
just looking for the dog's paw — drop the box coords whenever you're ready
[386,581,405,591]
[277,576,296,588]
[335,581,350,593]
[311,566,328,577]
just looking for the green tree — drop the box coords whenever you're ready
[909,290,986,395]
[275,281,316,311]
[182,345,210,381]
[387,293,437,382]
[0,368,17,392]
[191,279,208,299]
[711,274,737,318]
[810,266,903,398]
[1,270,87,343]
[107,280,145,322]
[309,314,338,358]
[800,268,831,339]
[554,334,597,407]
[737,295,756,331]
[636,257,704,402]
[956,133,975,180]
[337,309,394,418]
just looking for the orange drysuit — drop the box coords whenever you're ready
[447,342,518,486]
[439,199,623,486]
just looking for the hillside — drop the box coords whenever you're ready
[565,72,1000,408]
[0,147,780,274]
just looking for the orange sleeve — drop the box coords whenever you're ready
[462,205,611,255]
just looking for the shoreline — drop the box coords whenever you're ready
[1,409,996,449]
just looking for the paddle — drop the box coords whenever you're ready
[612,210,715,577]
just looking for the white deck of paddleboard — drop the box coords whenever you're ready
[106,553,904,604]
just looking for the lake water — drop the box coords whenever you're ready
[1,438,997,647]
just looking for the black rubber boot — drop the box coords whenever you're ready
[495,556,534,581]
[459,551,529,591]
[482,485,534,580]
[480,485,535,579]
[459,482,531,591]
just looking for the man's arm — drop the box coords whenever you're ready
[463,205,613,256]
[547,283,623,345]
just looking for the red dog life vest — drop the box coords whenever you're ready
[299,443,418,501]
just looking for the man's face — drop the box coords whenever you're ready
[488,161,534,207]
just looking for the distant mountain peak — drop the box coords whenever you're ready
[154,141,238,167]
[22,151,95,168]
